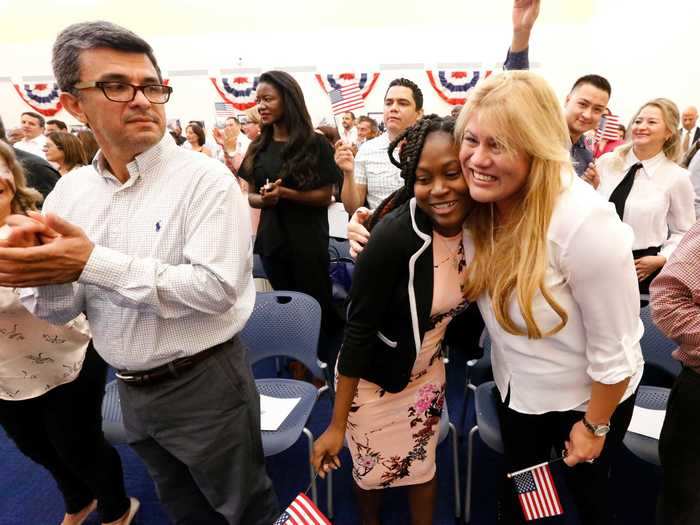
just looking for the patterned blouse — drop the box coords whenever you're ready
[0,288,90,401]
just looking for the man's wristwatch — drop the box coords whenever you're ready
[582,416,611,437]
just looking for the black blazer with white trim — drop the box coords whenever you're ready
[337,198,483,393]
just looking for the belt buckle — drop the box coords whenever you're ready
[115,371,137,382]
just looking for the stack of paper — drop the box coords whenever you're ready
[627,406,666,440]
[260,394,301,431]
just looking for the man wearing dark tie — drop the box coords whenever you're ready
[680,106,700,159]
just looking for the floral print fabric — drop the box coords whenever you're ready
[0,288,90,400]
[345,231,467,489]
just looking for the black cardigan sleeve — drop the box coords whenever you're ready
[337,212,408,378]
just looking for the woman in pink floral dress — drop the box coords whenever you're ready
[312,115,481,524]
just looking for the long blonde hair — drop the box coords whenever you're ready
[612,98,681,168]
[455,71,572,338]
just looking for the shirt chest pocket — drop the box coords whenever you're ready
[128,207,185,263]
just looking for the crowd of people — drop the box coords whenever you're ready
[1,1,700,524]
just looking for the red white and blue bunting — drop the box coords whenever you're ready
[315,73,380,100]
[13,82,63,116]
[210,76,259,111]
[426,70,493,105]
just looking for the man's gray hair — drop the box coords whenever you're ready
[52,21,162,95]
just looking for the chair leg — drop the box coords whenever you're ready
[302,428,318,504]
[449,422,461,518]
[326,467,334,518]
[460,383,476,437]
[464,425,478,524]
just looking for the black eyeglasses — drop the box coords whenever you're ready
[74,81,172,104]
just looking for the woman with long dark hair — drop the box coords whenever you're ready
[239,71,342,351]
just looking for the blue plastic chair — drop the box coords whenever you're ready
[464,381,504,523]
[101,379,127,445]
[461,330,493,430]
[241,291,329,504]
[639,306,681,383]
[257,378,320,502]
[623,385,670,466]
[241,291,328,384]
[325,402,461,519]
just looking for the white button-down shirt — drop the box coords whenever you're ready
[468,173,644,414]
[22,133,255,371]
[14,134,47,159]
[680,126,699,154]
[597,149,696,259]
[340,126,358,146]
[354,133,402,210]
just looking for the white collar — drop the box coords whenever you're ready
[624,148,666,179]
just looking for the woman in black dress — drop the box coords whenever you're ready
[239,71,341,354]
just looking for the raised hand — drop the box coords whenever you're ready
[513,0,541,35]
[334,140,355,174]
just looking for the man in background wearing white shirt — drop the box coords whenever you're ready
[14,111,48,159]
[0,21,277,525]
[680,106,700,158]
[339,111,358,146]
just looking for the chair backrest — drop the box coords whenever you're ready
[634,385,670,411]
[241,291,324,379]
[474,382,504,454]
[639,306,682,377]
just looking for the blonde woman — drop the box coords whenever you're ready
[0,141,138,525]
[347,71,644,524]
[595,99,695,295]
[456,71,643,524]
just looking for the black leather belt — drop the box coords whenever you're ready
[115,342,226,387]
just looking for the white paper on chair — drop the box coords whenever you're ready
[260,394,301,431]
[627,406,666,440]
[328,202,349,239]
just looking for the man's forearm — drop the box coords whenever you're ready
[340,170,364,215]
[511,29,531,53]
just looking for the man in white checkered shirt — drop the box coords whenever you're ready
[0,21,278,525]
[336,0,536,216]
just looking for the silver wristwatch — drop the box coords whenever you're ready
[582,416,611,437]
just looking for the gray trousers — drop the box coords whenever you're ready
[118,337,279,525]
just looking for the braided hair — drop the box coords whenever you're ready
[368,114,456,230]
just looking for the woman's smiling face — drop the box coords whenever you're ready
[459,111,531,217]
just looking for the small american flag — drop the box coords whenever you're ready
[328,83,364,116]
[214,101,237,120]
[273,493,331,525]
[595,113,622,142]
[510,461,563,521]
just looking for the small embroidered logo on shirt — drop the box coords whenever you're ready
[155,221,161,232]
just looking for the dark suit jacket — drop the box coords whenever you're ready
[13,147,60,204]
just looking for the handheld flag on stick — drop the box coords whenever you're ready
[328,83,364,116]
[273,492,330,525]
[595,113,622,143]
[508,459,564,521]
[273,471,330,525]
[214,101,237,120]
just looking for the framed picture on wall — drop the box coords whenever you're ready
[367,112,383,124]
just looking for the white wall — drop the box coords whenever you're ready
[1,0,699,130]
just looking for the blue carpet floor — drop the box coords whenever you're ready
[0,354,663,524]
